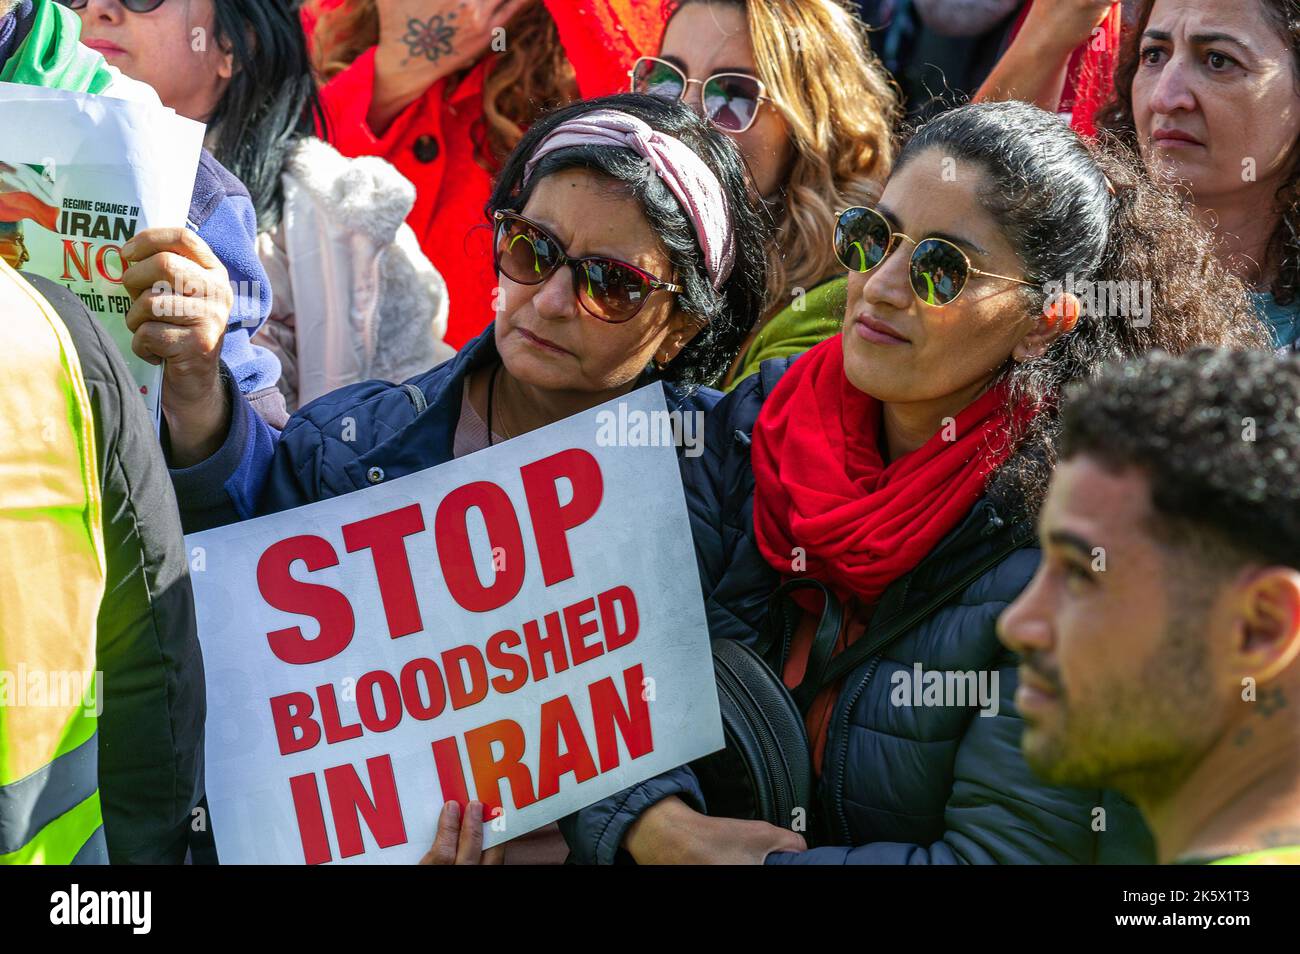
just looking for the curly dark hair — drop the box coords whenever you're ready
[1061,348,1300,570]
[1096,0,1300,307]
[487,93,770,392]
[897,101,1272,522]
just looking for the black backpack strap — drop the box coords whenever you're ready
[810,526,1032,694]
[787,582,844,714]
[755,579,831,652]
[756,578,845,715]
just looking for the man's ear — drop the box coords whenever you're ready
[1231,566,1300,682]
[1014,291,1081,362]
[655,311,708,366]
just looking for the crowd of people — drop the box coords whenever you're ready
[2,0,1299,867]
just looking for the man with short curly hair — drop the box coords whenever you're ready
[999,347,1300,864]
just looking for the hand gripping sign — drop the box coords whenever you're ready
[187,384,723,863]
[0,83,205,425]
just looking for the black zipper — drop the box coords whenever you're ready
[715,650,797,823]
[826,532,1029,843]
[775,598,795,670]
[831,655,879,842]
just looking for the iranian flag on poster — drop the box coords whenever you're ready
[0,83,204,424]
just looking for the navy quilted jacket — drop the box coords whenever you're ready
[171,320,718,531]
[560,358,1156,864]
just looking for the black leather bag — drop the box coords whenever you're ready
[692,528,1031,838]
[690,579,841,833]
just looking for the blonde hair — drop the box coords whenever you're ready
[680,0,899,319]
[311,0,579,166]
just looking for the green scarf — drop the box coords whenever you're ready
[0,0,112,92]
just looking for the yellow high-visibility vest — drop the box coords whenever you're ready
[0,258,107,864]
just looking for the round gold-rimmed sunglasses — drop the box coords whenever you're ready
[629,56,772,134]
[492,210,683,323]
[833,205,1038,306]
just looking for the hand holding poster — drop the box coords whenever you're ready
[187,384,724,864]
[0,83,204,422]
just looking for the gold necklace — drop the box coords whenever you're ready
[487,363,515,446]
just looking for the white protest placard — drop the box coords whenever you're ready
[187,383,723,864]
[0,83,205,423]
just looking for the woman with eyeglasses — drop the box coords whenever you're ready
[560,100,1272,865]
[67,0,454,415]
[303,0,670,349]
[66,0,224,112]
[631,0,899,389]
[4,1,281,429]
[160,92,769,863]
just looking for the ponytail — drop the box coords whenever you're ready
[895,101,1271,521]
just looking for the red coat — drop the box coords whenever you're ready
[313,1,669,349]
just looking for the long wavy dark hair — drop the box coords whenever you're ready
[488,93,770,392]
[898,101,1271,522]
[207,0,326,232]
[1096,0,1300,306]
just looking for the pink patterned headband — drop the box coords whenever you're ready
[521,109,736,289]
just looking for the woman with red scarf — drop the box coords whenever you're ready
[305,0,669,348]
[560,100,1271,864]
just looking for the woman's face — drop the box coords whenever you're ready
[659,2,794,200]
[494,168,700,396]
[1131,0,1300,206]
[76,0,232,123]
[841,148,1042,408]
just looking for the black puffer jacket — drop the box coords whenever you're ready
[562,358,1154,864]
[34,276,207,864]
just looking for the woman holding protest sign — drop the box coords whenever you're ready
[978,0,1300,351]
[635,0,899,389]
[6,0,280,425]
[154,91,768,862]
[560,100,1272,865]
[68,0,455,414]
